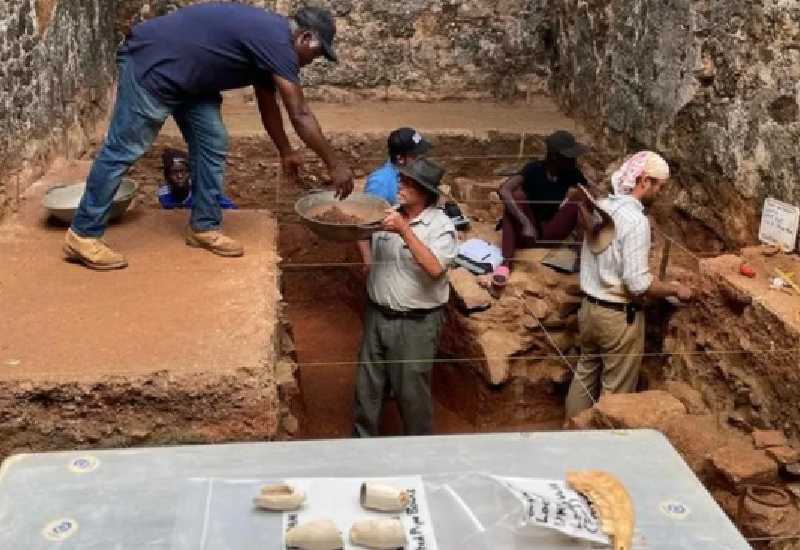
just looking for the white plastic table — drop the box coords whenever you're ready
[0,430,749,549]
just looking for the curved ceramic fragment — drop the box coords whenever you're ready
[360,482,410,512]
[285,519,343,550]
[350,517,407,549]
[253,483,306,511]
[566,470,634,550]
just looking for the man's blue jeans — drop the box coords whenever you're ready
[71,50,229,237]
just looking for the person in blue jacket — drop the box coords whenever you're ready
[358,128,432,272]
[157,149,237,210]
[364,128,432,204]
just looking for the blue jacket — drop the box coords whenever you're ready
[157,184,237,210]
[364,160,399,205]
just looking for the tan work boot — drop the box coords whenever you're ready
[185,227,244,257]
[63,228,128,270]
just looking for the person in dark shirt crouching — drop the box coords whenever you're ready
[157,149,236,210]
[494,130,590,284]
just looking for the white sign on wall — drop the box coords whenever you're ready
[759,197,799,252]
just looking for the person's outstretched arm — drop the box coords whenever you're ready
[255,84,305,186]
[272,75,354,198]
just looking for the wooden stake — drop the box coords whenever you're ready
[659,240,672,280]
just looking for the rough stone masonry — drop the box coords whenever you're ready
[551,0,800,247]
[0,0,118,215]
[2,0,798,251]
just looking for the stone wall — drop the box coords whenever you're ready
[4,0,799,250]
[551,0,800,248]
[117,0,552,101]
[0,0,119,218]
[276,0,551,102]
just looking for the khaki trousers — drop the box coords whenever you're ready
[565,298,645,420]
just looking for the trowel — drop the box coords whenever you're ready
[541,247,579,274]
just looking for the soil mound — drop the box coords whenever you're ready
[311,205,368,225]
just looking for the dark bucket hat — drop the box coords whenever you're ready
[397,158,445,196]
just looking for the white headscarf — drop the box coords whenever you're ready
[611,151,670,195]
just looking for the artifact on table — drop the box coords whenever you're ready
[285,519,344,550]
[360,482,410,512]
[567,470,634,550]
[349,517,407,549]
[253,483,305,511]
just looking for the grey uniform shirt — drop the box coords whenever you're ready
[367,207,458,311]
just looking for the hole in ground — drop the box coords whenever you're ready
[279,222,566,439]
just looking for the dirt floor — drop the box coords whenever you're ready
[0,98,588,452]
[0,159,284,456]
[161,91,588,139]
[708,247,800,332]
[0,160,279,380]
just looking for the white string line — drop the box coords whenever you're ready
[652,226,711,264]
[277,252,718,268]
[273,198,578,205]
[285,347,800,368]
[512,289,618,429]
[3,348,797,380]
[229,153,558,163]
[746,534,800,543]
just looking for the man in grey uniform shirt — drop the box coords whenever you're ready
[353,158,458,437]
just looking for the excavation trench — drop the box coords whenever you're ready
[6,97,797,543]
[268,131,579,438]
[278,223,570,439]
[123,125,685,439]
[121,113,611,437]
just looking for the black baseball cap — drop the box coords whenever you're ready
[388,128,432,159]
[293,7,338,63]
[545,130,589,158]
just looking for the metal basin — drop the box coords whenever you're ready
[43,179,138,224]
[295,191,390,242]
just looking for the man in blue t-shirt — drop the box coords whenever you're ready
[358,127,432,272]
[65,4,353,270]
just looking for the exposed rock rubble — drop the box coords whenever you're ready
[573,388,800,544]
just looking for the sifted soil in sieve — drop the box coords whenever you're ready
[311,205,366,225]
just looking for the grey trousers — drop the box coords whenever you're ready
[353,302,445,437]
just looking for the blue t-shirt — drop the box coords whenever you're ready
[157,184,237,210]
[126,3,300,102]
[364,160,399,205]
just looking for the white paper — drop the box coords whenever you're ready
[458,239,503,271]
[493,476,610,546]
[284,476,437,550]
[759,197,799,252]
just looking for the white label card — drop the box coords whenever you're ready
[759,197,799,252]
[493,476,611,545]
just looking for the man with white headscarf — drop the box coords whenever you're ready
[565,151,694,419]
